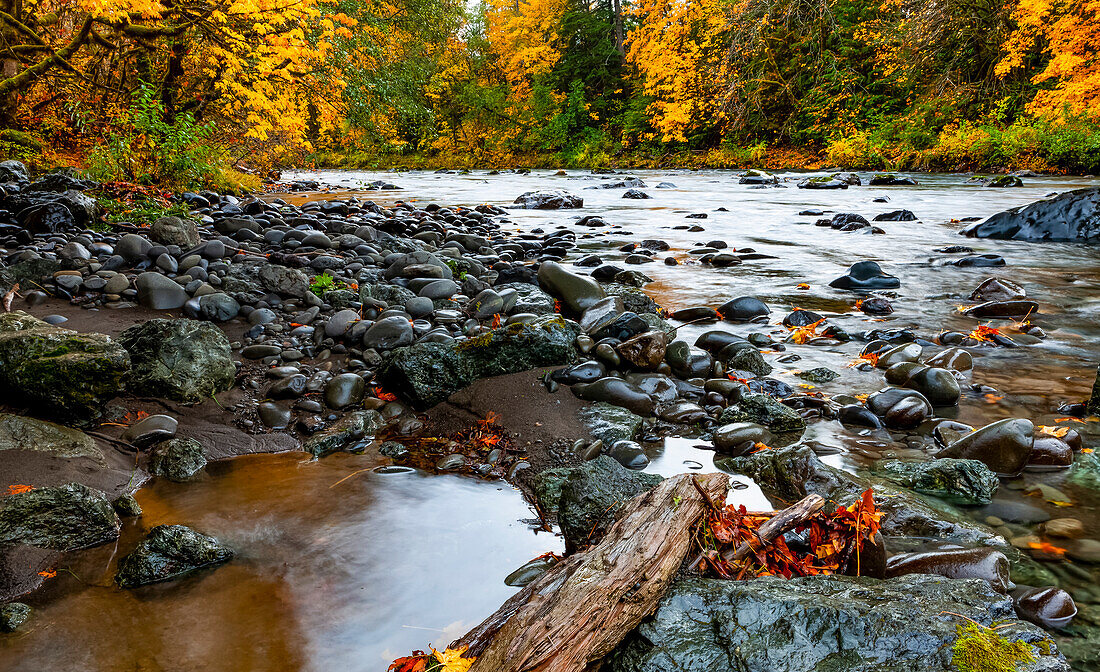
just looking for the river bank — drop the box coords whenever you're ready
[1,162,1100,670]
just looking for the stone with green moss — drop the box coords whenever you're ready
[873,458,999,505]
[719,393,804,433]
[609,574,1065,671]
[378,315,579,408]
[952,621,1037,672]
[0,311,130,421]
[120,318,234,403]
[115,524,232,588]
[579,402,644,446]
[0,482,120,550]
[304,410,385,458]
[0,413,103,465]
[0,603,31,632]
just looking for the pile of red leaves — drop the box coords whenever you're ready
[694,488,883,579]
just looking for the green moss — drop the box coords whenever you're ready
[951,622,1036,672]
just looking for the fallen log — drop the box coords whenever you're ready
[452,471,730,672]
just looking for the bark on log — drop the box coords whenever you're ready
[452,471,730,672]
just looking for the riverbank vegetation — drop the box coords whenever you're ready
[1,0,1098,183]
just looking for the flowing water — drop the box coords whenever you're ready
[5,169,1100,671]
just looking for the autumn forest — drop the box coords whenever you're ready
[1,0,1098,186]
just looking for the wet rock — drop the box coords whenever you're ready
[609,439,649,469]
[873,209,917,221]
[0,602,31,632]
[1027,436,1073,470]
[579,402,644,445]
[725,347,771,376]
[0,483,120,550]
[886,547,1013,592]
[610,574,1062,672]
[738,170,778,185]
[378,315,578,408]
[0,159,28,182]
[1013,587,1077,630]
[257,401,291,429]
[874,458,998,505]
[113,494,142,517]
[362,315,415,350]
[867,388,932,430]
[969,277,1026,302]
[717,296,769,321]
[795,367,839,383]
[135,272,188,310]
[573,377,657,416]
[149,437,207,481]
[121,319,235,403]
[115,524,233,588]
[797,176,849,189]
[936,418,1034,476]
[0,413,101,462]
[712,422,774,456]
[615,330,667,371]
[960,187,1100,242]
[304,410,385,458]
[898,365,962,406]
[963,300,1039,318]
[195,293,240,322]
[121,414,178,447]
[324,372,366,409]
[257,263,310,298]
[557,455,663,552]
[538,261,606,313]
[0,312,130,421]
[622,189,650,199]
[828,261,901,290]
[869,174,918,186]
[513,190,583,209]
[719,393,805,433]
[838,404,884,429]
[1041,518,1084,538]
[926,347,973,371]
[551,360,606,385]
[859,297,894,315]
[951,254,1006,267]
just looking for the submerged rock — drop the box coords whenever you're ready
[874,458,999,505]
[1013,586,1077,630]
[120,319,235,403]
[0,602,31,632]
[960,187,1100,242]
[0,311,129,421]
[115,524,233,588]
[557,455,663,553]
[304,410,385,458]
[609,574,1063,672]
[0,483,120,550]
[378,315,578,408]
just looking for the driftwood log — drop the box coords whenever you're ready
[452,471,730,672]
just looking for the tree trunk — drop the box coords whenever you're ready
[452,472,730,672]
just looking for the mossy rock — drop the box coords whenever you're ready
[0,311,129,421]
[115,525,232,588]
[873,458,999,505]
[719,393,805,433]
[579,402,644,446]
[0,482,120,550]
[120,318,235,403]
[379,315,578,409]
[0,413,103,465]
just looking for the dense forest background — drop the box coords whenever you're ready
[0,0,1098,187]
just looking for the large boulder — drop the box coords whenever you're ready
[378,315,578,408]
[960,187,1100,242]
[728,445,1005,547]
[149,216,200,248]
[115,524,233,588]
[120,318,235,403]
[609,575,1065,672]
[0,311,129,421]
[538,261,606,314]
[555,455,663,553]
[0,483,120,550]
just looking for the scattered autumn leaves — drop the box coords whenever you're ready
[694,488,883,579]
[390,645,476,672]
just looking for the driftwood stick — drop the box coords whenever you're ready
[453,472,730,672]
[726,493,825,563]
